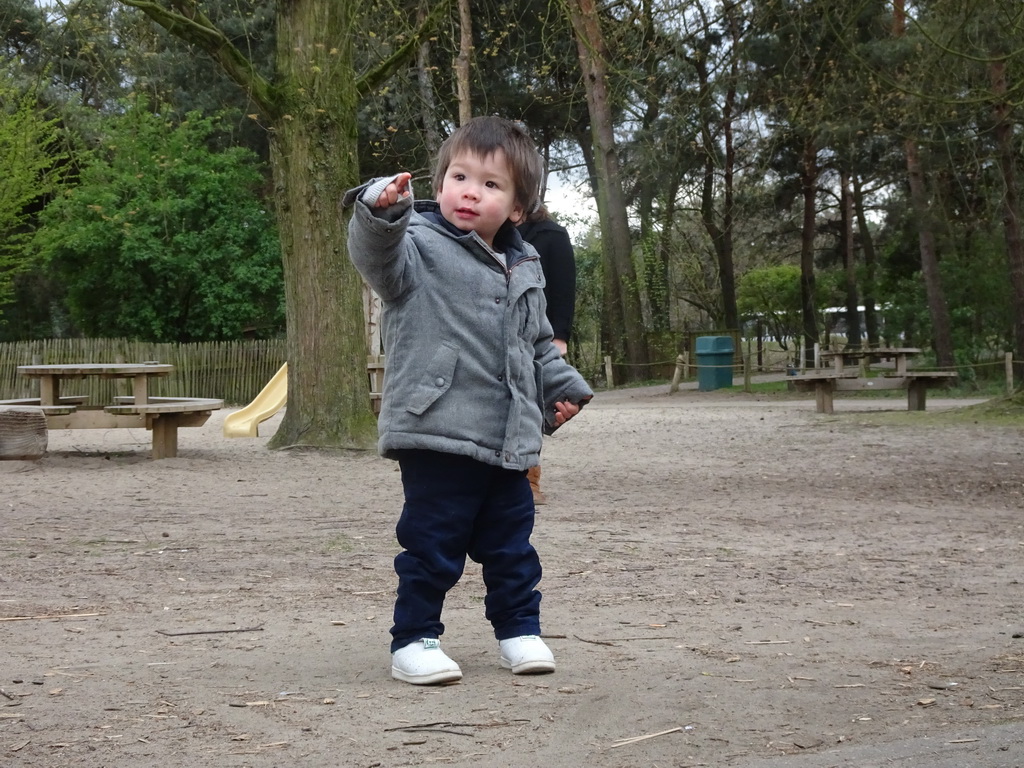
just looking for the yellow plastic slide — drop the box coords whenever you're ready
[223,363,288,438]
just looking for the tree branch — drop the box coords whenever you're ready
[117,0,278,117]
[355,0,451,99]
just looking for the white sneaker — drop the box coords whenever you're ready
[391,638,462,685]
[499,635,555,674]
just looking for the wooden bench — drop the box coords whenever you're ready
[791,371,958,414]
[0,396,89,416]
[105,397,224,459]
[0,396,222,458]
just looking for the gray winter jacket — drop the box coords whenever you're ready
[345,185,593,471]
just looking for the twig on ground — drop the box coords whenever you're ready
[384,722,475,737]
[0,612,102,622]
[156,626,263,637]
[574,634,618,646]
[611,726,684,748]
[384,720,521,736]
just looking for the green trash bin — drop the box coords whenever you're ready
[695,336,735,391]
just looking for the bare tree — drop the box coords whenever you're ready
[455,0,473,124]
[893,0,954,367]
[988,40,1024,380]
[564,0,648,380]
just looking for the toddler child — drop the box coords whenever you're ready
[344,117,593,685]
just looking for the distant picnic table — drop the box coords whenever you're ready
[1,362,222,459]
[790,347,957,414]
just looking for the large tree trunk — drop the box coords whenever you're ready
[695,39,738,332]
[720,1,741,333]
[840,171,862,348]
[719,57,738,334]
[417,5,442,160]
[904,139,954,368]
[122,0,445,449]
[852,174,881,346]
[455,0,473,125]
[893,0,954,368]
[268,2,377,449]
[799,136,819,366]
[565,0,648,380]
[991,59,1024,382]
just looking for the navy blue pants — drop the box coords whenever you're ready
[390,450,543,653]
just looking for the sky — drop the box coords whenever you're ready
[544,172,598,243]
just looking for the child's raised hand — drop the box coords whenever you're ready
[371,172,412,208]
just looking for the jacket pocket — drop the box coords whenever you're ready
[517,288,543,340]
[534,359,551,430]
[406,342,460,416]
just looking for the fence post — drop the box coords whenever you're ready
[743,352,751,393]
[604,355,614,389]
[30,353,41,398]
[1007,352,1014,395]
[669,354,685,393]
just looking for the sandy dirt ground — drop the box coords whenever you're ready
[2,385,1023,767]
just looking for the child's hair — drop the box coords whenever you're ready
[433,117,543,218]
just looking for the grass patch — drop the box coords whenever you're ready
[614,377,674,390]
[869,390,1024,427]
[727,379,916,398]
[323,534,355,553]
[730,375,1011,400]
[736,380,794,394]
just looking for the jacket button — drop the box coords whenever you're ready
[494,297,501,304]
[494,450,501,457]
[434,377,445,387]
[497,374,504,382]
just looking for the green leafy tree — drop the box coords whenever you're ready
[737,264,803,348]
[744,0,889,362]
[36,104,282,341]
[115,0,277,160]
[0,70,66,312]
[111,0,448,451]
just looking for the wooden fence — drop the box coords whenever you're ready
[0,339,286,406]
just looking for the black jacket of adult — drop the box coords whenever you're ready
[517,218,577,343]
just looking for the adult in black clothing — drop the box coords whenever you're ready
[518,206,576,356]
[518,205,577,503]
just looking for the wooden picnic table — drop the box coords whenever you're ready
[2,362,222,459]
[791,347,957,414]
[819,346,922,376]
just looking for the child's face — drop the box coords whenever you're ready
[437,149,524,248]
